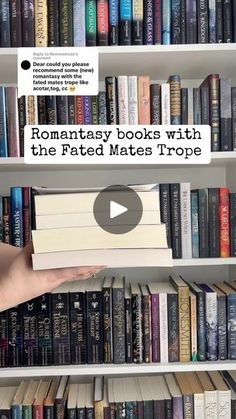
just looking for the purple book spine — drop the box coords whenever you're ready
[173,396,184,419]
[83,96,92,124]
[22,0,35,46]
[151,294,160,362]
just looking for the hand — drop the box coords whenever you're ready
[0,243,106,311]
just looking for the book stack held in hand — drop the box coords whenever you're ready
[31,184,172,270]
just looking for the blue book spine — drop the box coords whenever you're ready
[209,0,216,43]
[186,0,197,43]
[10,187,23,248]
[144,0,153,44]
[120,0,132,45]
[0,87,8,157]
[83,96,92,124]
[171,0,181,44]
[191,191,199,258]
[0,0,11,46]
[162,0,171,44]
[227,294,236,359]
[109,0,119,45]
[73,0,86,46]
[12,405,21,419]
[200,284,218,361]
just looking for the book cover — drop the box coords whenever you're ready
[91,95,98,124]
[10,0,22,46]
[208,188,220,258]
[128,76,138,125]
[8,305,23,367]
[138,76,150,124]
[6,87,20,157]
[68,96,75,124]
[209,0,216,42]
[0,0,11,46]
[48,0,59,45]
[169,75,181,124]
[198,188,209,258]
[141,286,151,363]
[186,0,197,43]
[171,0,181,44]
[10,187,23,248]
[0,87,8,157]
[97,0,109,45]
[73,0,85,46]
[85,0,97,46]
[223,0,233,42]
[125,287,132,363]
[37,96,47,124]
[170,183,182,259]
[153,0,161,44]
[180,182,192,259]
[132,0,143,44]
[144,0,153,44]
[22,298,38,366]
[160,184,172,248]
[22,0,35,46]
[216,0,223,42]
[219,187,230,257]
[98,91,107,124]
[46,96,57,124]
[220,78,232,151]
[35,0,48,46]
[37,293,52,366]
[59,0,73,45]
[150,84,161,125]
[103,278,113,364]
[181,88,188,124]
[51,288,71,365]
[230,193,236,256]
[197,0,209,42]
[118,76,129,125]
[131,285,143,363]
[2,197,11,244]
[162,0,171,44]
[69,285,87,364]
[108,0,119,45]
[86,283,103,364]
[120,0,132,45]
[0,310,8,367]
[112,278,125,363]
[105,76,118,124]
[57,96,69,125]
[199,283,218,361]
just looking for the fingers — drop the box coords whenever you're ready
[41,265,107,283]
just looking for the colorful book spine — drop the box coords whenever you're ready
[150,84,161,125]
[169,75,181,124]
[98,91,107,124]
[162,0,171,43]
[232,87,236,151]
[216,0,223,42]
[150,292,160,362]
[125,290,132,363]
[160,183,172,248]
[22,0,35,46]
[161,83,170,124]
[118,76,129,125]
[8,306,23,367]
[200,86,209,126]
[167,293,179,362]
[220,78,232,151]
[0,310,8,367]
[10,187,23,248]
[97,0,109,45]
[186,0,197,43]
[37,293,52,366]
[219,187,230,257]
[170,183,182,259]
[73,0,85,46]
[108,0,119,45]
[120,0,132,45]
[171,0,181,44]
[70,289,86,364]
[0,87,7,157]
[23,187,31,246]
[103,285,113,363]
[10,0,22,46]
[180,183,192,259]
[194,288,206,361]
[223,0,233,42]
[198,188,209,258]
[142,291,151,363]
[35,0,48,46]
[128,76,138,125]
[86,289,103,364]
[190,293,197,361]
[112,284,125,364]
[48,0,59,45]
[144,0,153,44]
[22,298,38,366]
[106,76,118,124]
[217,292,227,360]
[153,0,162,44]
[131,291,143,363]
[197,0,209,42]
[230,193,236,257]
[2,197,10,244]
[75,96,84,124]
[209,0,216,42]
[86,0,97,46]
[83,96,92,124]
[138,76,150,124]
[51,291,71,365]
[132,0,143,45]
[0,0,11,46]
[208,188,220,258]
[6,87,20,157]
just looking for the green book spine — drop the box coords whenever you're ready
[86,0,97,46]
[59,0,73,46]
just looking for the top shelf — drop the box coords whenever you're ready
[1,44,236,83]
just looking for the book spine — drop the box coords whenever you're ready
[0,198,2,243]
[169,75,181,125]
[180,182,192,259]
[75,96,84,124]
[223,0,233,42]
[105,77,118,124]
[2,197,11,244]
[209,74,220,151]
[183,395,194,418]
[8,306,23,367]
[22,298,38,366]
[217,294,227,360]
[37,96,47,124]
[170,183,182,259]
[46,96,57,124]
[205,391,217,417]
[208,188,220,258]
[198,188,209,258]
[23,187,31,246]
[194,394,204,417]
[0,310,8,367]
[37,293,52,366]
[57,96,69,125]
[220,78,232,151]
[154,400,165,418]
[35,0,48,46]
[142,294,151,363]
[186,0,197,43]
[86,0,97,46]
[6,87,20,157]
[83,96,92,124]
[171,0,181,44]
[22,0,35,46]
[181,88,188,124]
[125,295,132,363]
[97,0,109,45]
[0,0,11,46]
[227,294,236,359]
[159,293,168,363]
[91,95,98,124]
[68,96,76,124]
[151,294,160,362]
[200,86,209,125]
[128,76,138,125]
[103,286,113,363]
[138,76,150,124]
[10,187,23,248]
[59,0,73,45]
[173,397,183,418]
[196,291,206,361]
[162,0,171,44]
[118,76,129,125]
[26,95,38,125]
[10,0,22,46]
[108,0,119,45]
[120,0,132,44]
[205,291,218,361]
[219,187,230,257]
[197,0,209,42]
[153,0,162,44]
[112,287,125,363]
[126,402,137,419]
[190,295,197,361]
[165,400,172,419]
[131,293,143,363]
[48,0,59,46]
[178,286,190,362]
[144,0,153,44]
[98,91,107,124]
[230,193,236,256]
[187,87,193,124]
[209,0,216,42]
[52,292,71,365]
[73,0,85,46]
[216,0,223,42]
[86,290,103,364]
[232,400,236,419]
[191,191,199,258]
[161,83,170,124]
[0,87,8,157]
[150,84,161,125]
[232,87,236,150]
[167,293,179,362]
[132,0,143,45]
[70,291,86,364]
[193,88,201,124]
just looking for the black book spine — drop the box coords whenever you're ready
[46,96,57,124]
[108,0,119,45]
[0,310,8,367]
[105,77,118,124]
[125,295,132,363]
[142,295,151,363]
[165,400,172,419]
[86,290,103,364]
[113,287,125,364]
[8,306,23,367]
[98,92,107,124]
[234,0,236,41]
[57,96,69,124]
[103,286,113,363]
[144,0,153,44]
[180,0,186,43]
[70,290,86,364]
[22,298,38,366]
[198,188,209,258]
[119,0,132,45]
[68,96,75,124]
[230,193,236,257]
[0,0,11,46]
[150,84,161,125]
[18,96,26,157]
[22,0,35,46]
[59,0,73,45]
[197,0,209,42]
[170,183,182,258]
[232,87,236,150]
[48,0,59,46]
[223,0,233,42]
[160,184,172,248]
[181,88,188,124]
[200,86,209,125]
[167,294,179,362]
[220,78,232,151]
[132,0,143,44]
[91,95,99,124]
[216,0,223,42]
[131,292,142,364]
[37,96,47,124]
[217,294,227,360]
[37,293,52,366]
[52,292,71,365]
[2,197,10,245]
[196,291,206,361]
[154,401,165,418]
[10,0,22,46]
[186,0,197,43]
[208,188,220,258]
[232,401,236,419]
[171,0,181,44]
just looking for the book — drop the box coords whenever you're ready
[187,372,204,417]
[191,190,199,258]
[171,0,181,44]
[37,293,52,366]
[118,76,129,125]
[97,0,109,45]
[55,376,69,419]
[86,279,103,364]
[199,283,218,361]
[48,0,59,45]
[10,187,23,248]
[208,371,231,418]
[112,278,125,364]
[189,291,197,361]
[67,384,78,419]
[138,76,150,123]
[22,0,35,46]
[132,0,143,45]
[22,298,38,366]
[186,0,197,43]
[165,374,183,418]
[144,0,153,44]
[188,282,206,361]
[170,183,182,259]
[230,193,236,256]
[0,87,7,157]
[216,0,223,42]
[220,187,230,257]
[120,0,132,45]
[69,281,87,365]
[161,83,171,124]
[220,78,232,151]
[150,84,161,125]
[33,381,51,419]
[73,0,85,46]
[43,378,60,419]
[35,0,48,46]
[209,0,216,42]
[201,74,220,152]
[131,284,143,363]
[22,381,41,419]
[211,284,227,360]
[85,0,97,46]
[0,309,8,367]
[0,0,11,46]
[128,76,138,125]
[208,188,220,258]
[175,373,194,417]
[223,0,233,42]
[5,87,20,157]
[198,0,209,42]
[232,87,236,150]
[180,182,192,259]
[198,188,209,258]
[105,76,118,124]
[108,0,119,45]
[160,184,172,248]
[169,75,181,124]
[124,286,132,363]
[0,387,18,419]
[103,278,113,364]
[12,381,29,419]
[141,285,151,363]
[162,0,171,44]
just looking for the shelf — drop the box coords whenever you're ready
[1,152,236,171]
[173,258,236,266]
[1,361,236,378]
[1,43,236,83]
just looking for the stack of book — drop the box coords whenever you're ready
[31,185,171,270]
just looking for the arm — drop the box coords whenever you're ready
[0,243,21,274]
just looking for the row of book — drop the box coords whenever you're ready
[1,371,236,419]
[3,274,236,367]
[0,0,236,47]
[0,74,235,158]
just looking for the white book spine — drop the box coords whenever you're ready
[188,87,194,125]
[118,76,129,124]
[205,390,217,418]
[217,390,231,418]
[159,293,168,363]
[128,76,138,125]
[180,182,192,258]
[194,393,205,419]
[161,83,170,124]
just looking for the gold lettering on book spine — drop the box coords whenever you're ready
[179,287,191,362]
[170,79,181,117]
[36,0,48,47]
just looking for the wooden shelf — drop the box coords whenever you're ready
[1,43,236,83]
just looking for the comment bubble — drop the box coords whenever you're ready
[17,47,99,98]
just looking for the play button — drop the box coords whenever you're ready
[93,185,143,234]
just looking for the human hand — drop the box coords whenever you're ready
[0,242,106,311]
